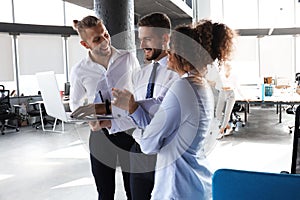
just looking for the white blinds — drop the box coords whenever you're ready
[0,34,14,81]
[67,36,87,70]
[18,34,64,75]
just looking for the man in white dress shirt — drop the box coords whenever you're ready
[112,12,179,200]
[113,18,237,200]
[69,16,139,200]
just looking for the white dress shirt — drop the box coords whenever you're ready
[216,68,245,99]
[69,47,140,133]
[206,60,221,88]
[139,77,213,200]
[130,56,179,143]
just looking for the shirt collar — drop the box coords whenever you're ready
[181,73,189,78]
[153,56,168,68]
[86,46,128,66]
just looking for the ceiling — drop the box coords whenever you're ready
[64,0,193,21]
[62,0,300,36]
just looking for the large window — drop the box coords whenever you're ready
[223,0,258,29]
[221,0,297,29]
[0,0,93,94]
[0,0,13,23]
[296,0,300,26]
[258,0,295,28]
[14,0,64,26]
[64,2,95,26]
[232,36,260,84]
[209,0,299,87]
[259,35,294,79]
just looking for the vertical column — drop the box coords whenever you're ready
[94,0,135,50]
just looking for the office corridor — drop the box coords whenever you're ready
[0,106,295,200]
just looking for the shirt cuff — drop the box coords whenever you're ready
[129,105,144,126]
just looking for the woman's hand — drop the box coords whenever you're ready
[112,88,138,114]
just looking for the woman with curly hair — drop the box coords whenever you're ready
[112,19,236,199]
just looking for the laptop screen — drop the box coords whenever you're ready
[36,71,68,122]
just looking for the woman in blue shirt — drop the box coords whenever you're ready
[112,19,236,200]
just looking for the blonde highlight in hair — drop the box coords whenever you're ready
[73,16,103,40]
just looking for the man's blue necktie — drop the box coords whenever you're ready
[146,62,159,99]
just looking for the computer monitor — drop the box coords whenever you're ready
[64,82,70,96]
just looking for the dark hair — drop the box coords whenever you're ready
[170,19,236,81]
[138,12,171,34]
[73,16,103,40]
[195,19,236,65]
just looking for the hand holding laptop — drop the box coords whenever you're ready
[71,103,111,119]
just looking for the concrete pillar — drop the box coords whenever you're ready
[94,0,135,50]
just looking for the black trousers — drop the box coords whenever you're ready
[89,129,134,200]
[130,141,157,200]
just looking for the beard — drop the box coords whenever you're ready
[145,48,162,61]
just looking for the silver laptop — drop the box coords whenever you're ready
[36,71,112,122]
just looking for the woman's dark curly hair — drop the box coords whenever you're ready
[170,19,237,81]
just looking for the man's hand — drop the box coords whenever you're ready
[112,88,138,114]
[71,103,106,119]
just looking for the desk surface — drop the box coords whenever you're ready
[238,92,300,103]
[236,94,300,124]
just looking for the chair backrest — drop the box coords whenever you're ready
[212,168,300,200]
[0,90,10,105]
[232,103,245,113]
[0,87,11,116]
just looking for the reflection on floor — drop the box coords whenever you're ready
[0,106,295,200]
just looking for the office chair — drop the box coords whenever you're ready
[0,85,19,135]
[27,101,55,129]
[230,103,245,130]
[212,168,300,200]
[285,73,300,133]
[286,105,297,134]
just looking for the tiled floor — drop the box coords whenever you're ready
[0,106,296,200]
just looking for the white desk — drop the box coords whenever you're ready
[237,93,300,123]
